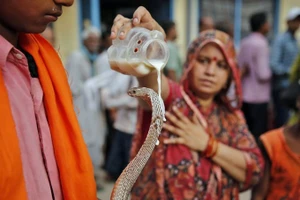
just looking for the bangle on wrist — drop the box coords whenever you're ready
[202,135,219,158]
[210,141,219,158]
[202,135,214,157]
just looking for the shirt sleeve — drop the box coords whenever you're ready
[232,111,265,191]
[270,36,289,75]
[102,90,138,109]
[254,43,272,82]
[102,76,138,109]
[237,43,245,69]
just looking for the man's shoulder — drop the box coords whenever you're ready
[241,35,267,49]
[273,32,288,43]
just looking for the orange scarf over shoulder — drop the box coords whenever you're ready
[0,34,97,200]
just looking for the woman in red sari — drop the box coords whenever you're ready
[110,7,264,199]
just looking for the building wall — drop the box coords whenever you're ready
[54,1,80,64]
[173,0,188,60]
[53,0,299,64]
[279,0,300,42]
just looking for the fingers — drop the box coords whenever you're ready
[172,106,191,124]
[165,111,186,129]
[132,6,151,25]
[163,123,185,137]
[164,137,185,145]
[110,6,163,41]
[110,15,133,39]
[192,114,201,125]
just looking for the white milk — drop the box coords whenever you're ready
[148,59,166,121]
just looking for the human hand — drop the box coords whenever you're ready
[110,6,165,40]
[163,106,209,152]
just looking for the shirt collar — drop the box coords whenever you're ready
[0,34,14,68]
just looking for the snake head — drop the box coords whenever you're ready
[128,87,148,97]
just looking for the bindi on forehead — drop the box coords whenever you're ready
[198,54,225,63]
[211,56,218,61]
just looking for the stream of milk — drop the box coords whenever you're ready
[148,59,166,122]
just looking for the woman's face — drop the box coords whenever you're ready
[190,43,230,99]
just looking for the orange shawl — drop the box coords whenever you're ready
[0,34,97,200]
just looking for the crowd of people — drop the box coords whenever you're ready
[0,0,300,199]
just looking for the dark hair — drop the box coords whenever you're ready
[160,20,175,36]
[101,30,111,40]
[250,12,267,32]
[215,20,233,37]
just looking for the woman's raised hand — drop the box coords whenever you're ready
[110,6,165,40]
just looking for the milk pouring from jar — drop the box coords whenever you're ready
[107,27,169,120]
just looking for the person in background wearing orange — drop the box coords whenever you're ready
[252,82,300,199]
[161,20,182,82]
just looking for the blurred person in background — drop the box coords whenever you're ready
[110,7,264,199]
[238,12,272,140]
[161,20,182,82]
[65,26,106,190]
[252,80,300,200]
[102,74,138,181]
[270,7,300,128]
[94,30,116,169]
[198,16,215,32]
[95,30,113,74]
[40,24,56,47]
[215,20,234,38]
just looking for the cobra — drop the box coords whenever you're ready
[110,87,164,200]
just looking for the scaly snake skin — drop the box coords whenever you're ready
[110,87,164,200]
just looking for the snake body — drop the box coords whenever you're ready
[110,87,164,200]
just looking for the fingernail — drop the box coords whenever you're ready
[133,17,139,24]
[110,31,116,37]
[119,31,125,36]
[172,106,178,111]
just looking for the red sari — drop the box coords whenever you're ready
[130,30,264,200]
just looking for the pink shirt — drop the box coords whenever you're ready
[0,35,63,200]
[238,33,272,103]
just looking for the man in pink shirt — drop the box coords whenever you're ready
[238,12,272,140]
